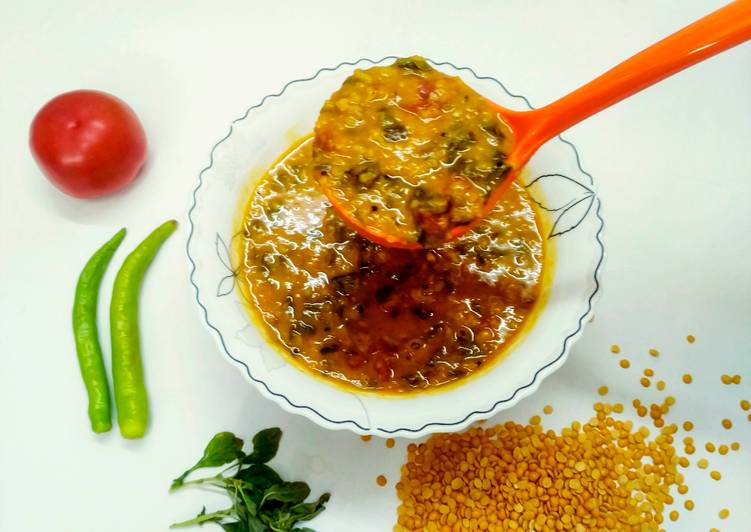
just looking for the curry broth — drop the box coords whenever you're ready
[236,135,548,393]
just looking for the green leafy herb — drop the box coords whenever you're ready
[170,428,330,532]
[243,427,282,464]
[171,431,244,489]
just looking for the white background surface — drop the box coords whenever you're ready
[1,1,750,531]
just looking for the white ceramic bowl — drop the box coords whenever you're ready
[187,57,604,438]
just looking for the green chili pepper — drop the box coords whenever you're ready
[73,228,127,433]
[111,220,177,438]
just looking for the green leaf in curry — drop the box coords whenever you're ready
[170,428,329,532]
[171,431,245,489]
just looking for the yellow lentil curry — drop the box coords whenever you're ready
[313,56,514,247]
[237,135,545,392]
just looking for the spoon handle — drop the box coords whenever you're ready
[508,0,751,164]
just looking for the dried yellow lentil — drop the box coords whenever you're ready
[385,438,395,449]
[721,419,732,430]
[656,380,666,391]
[395,406,685,532]
[529,415,541,425]
[543,405,553,415]
[598,385,609,396]
[721,374,733,385]
[697,458,709,469]
[682,374,693,384]
[686,334,695,343]
[640,377,651,388]
[718,445,729,455]
[683,421,694,431]
[649,348,659,357]
[360,435,372,442]
[719,508,730,519]
[732,374,741,384]
[731,442,740,451]
[619,359,630,369]
[644,368,655,377]
[741,399,750,411]
[669,510,679,521]
[684,499,695,511]
[376,474,387,486]
[710,470,722,481]
[611,344,621,354]
[706,442,716,452]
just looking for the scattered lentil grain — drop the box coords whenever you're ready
[656,380,666,391]
[640,377,651,388]
[649,348,659,357]
[683,374,693,384]
[598,385,609,396]
[684,500,695,511]
[619,359,630,369]
[718,445,729,455]
[719,508,730,519]
[611,344,621,354]
[731,442,740,451]
[741,399,750,411]
[710,470,722,481]
[683,421,694,431]
[385,438,395,449]
[644,368,655,377]
[376,474,387,487]
[732,374,741,384]
[686,335,695,343]
[360,435,372,442]
[697,458,709,469]
[721,374,733,385]
[706,442,716,453]
[543,405,553,415]
[721,419,732,430]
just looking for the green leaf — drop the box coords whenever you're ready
[237,484,258,518]
[244,428,282,464]
[261,482,311,507]
[246,515,268,532]
[290,493,331,522]
[196,432,245,468]
[172,432,244,489]
[236,464,283,491]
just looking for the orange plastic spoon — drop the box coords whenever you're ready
[332,1,751,249]
[454,0,751,242]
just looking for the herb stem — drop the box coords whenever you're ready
[171,474,225,491]
[169,508,233,528]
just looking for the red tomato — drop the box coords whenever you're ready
[30,90,147,198]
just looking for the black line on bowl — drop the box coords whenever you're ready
[186,56,605,435]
